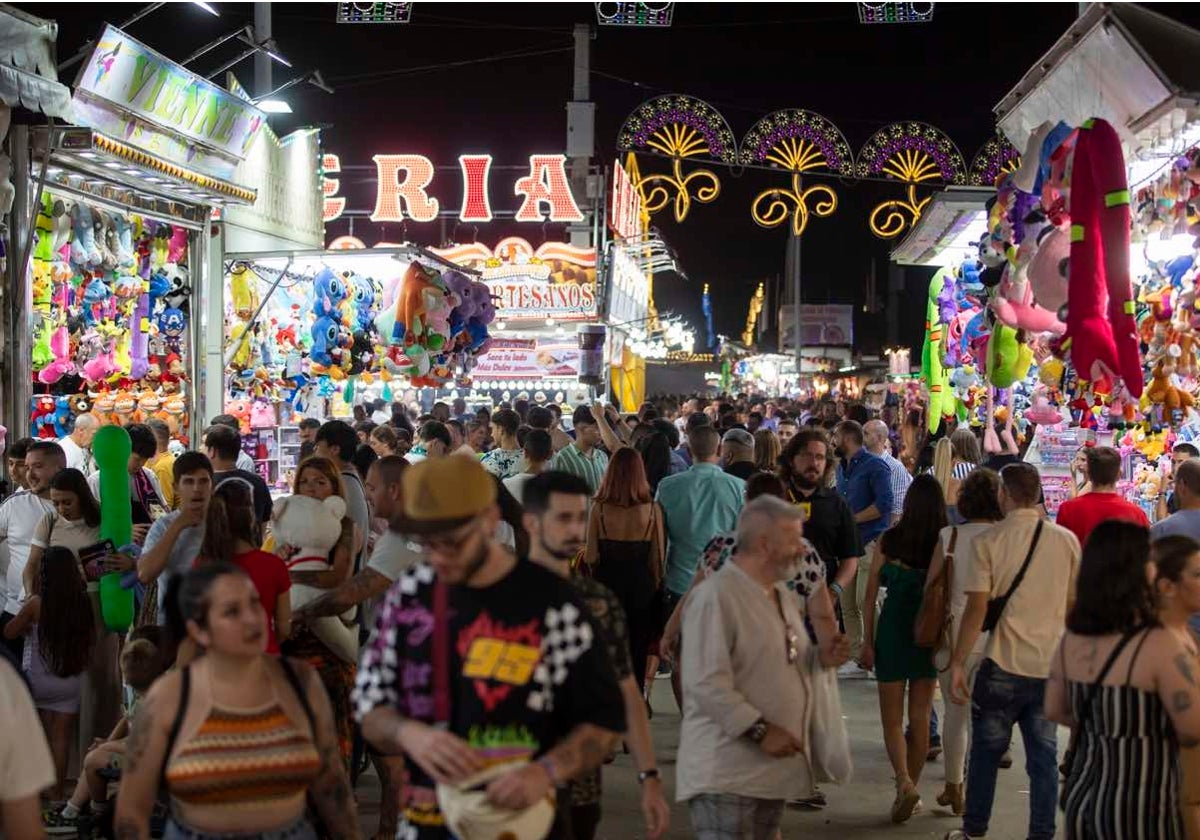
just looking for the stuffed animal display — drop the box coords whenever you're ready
[30,194,191,444]
[270,494,358,664]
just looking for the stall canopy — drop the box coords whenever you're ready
[994,2,1200,188]
[0,4,70,118]
[890,186,995,267]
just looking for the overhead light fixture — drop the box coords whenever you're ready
[595,2,674,26]
[857,2,934,24]
[256,99,293,114]
[191,1,220,16]
[204,31,292,79]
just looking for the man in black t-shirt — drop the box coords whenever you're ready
[202,424,273,525]
[355,456,624,840]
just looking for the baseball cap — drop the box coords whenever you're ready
[722,428,755,448]
[393,454,497,535]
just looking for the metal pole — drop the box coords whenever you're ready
[7,125,33,439]
[255,2,273,97]
[786,231,802,371]
[566,23,594,250]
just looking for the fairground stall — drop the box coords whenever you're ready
[892,3,1200,520]
[221,247,484,488]
[7,23,263,442]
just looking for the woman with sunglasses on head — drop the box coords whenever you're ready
[861,474,946,823]
[114,563,358,840]
[276,457,360,771]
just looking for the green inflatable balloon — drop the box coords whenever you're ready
[93,425,134,631]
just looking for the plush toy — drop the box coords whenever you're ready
[92,392,118,426]
[162,268,191,313]
[129,291,150,380]
[391,262,440,345]
[229,263,259,320]
[37,325,74,384]
[31,395,57,438]
[113,391,137,426]
[135,390,161,424]
[93,424,135,631]
[69,202,102,267]
[349,272,377,331]
[310,315,340,368]
[224,398,251,434]
[313,268,348,320]
[270,494,357,663]
[95,211,117,270]
[67,393,92,419]
[158,307,186,354]
[920,274,951,433]
[82,332,119,384]
[1146,347,1195,416]
[167,225,188,265]
[250,399,275,430]
[81,276,112,326]
[1063,118,1143,396]
[111,214,134,268]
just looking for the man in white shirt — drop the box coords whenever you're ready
[503,429,552,505]
[0,441,63,660]
[57,414,98,476]
[678,496,847,838]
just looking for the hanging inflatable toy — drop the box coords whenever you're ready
[93,425,134,632]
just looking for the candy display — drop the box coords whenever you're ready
[29,191,192,443]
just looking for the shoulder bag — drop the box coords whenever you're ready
[982,520,1042,633]
[913,527,955,650]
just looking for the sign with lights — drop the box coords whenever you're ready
[595,2,674,27]
[608,157,643,240]
[322,154,345,222]
[335,153,585,224]
[337,2,412,23]
[431,238,597,323]
[607,247,648,326]
[473,338,582,380]
[857,2,934,23]
[72,25,265,166]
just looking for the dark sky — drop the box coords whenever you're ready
[23,2,1200,356]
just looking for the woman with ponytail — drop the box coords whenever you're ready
[200,481,292,654]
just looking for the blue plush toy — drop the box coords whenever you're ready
[350,273,376,331]
[313,268,348,320]
[158,307,186,353]
[54,396,72,437]
[310,315,339,366]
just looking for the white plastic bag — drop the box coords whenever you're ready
[809,655,853,785]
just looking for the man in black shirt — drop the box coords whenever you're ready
[202,424,273,525]
[721,429,759,480]
[355,456,625,840]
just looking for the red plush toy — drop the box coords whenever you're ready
[1062,118,1143,397]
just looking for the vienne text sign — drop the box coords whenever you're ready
[322,153,585,224]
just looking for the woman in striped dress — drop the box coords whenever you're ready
[1047,522,1200,840]
[944,428,982,524]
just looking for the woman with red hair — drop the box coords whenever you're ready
[585,447,665,693]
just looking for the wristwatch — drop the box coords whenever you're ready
[637,769,660,784]
[744,718,768,744]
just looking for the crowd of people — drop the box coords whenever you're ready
[2,391,1200,840]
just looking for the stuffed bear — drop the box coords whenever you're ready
[270,494,357,664]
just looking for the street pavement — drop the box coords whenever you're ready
[355,675,1067,839]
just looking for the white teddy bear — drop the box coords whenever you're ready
[271,493,358,664]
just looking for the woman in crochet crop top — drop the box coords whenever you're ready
[114,563,358,839]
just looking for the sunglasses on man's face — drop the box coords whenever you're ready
[414,523,479,553]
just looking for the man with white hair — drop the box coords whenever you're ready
[58,414,98,476]
[864,419,911,524]
[677,496,849,838]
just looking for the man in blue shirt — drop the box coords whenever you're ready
[833,420,894,667]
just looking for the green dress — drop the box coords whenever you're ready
[874,561,936,683]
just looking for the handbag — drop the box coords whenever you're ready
[982,521,1042,633]
[807,646,852,785]
[1058,628,1140,809]
[913,527,955,650]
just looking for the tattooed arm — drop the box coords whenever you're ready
[293,568,392,621]
[114,672,180,840]
[1155,630,1200,748]
[540,723,621,782]
[300,662,360,840]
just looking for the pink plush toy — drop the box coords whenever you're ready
[37,326,75,384]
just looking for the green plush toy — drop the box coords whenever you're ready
[922,277,949,433]
[93,424,134,631]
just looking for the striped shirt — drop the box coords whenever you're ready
[883,453,913,522]
[548,443,609,495]
[952,461,977,481]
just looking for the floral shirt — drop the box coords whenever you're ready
[480,448,524,480]
[696,532,827,599]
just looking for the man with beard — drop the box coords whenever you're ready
[355,456,625,840]
[522,471,670,840]
[780,430,863,677]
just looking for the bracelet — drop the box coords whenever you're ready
[536,755,559,786]
[637,768,660,784]
[830,582,844,597]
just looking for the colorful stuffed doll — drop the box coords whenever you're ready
[313,268,348,320]
[69,202,102,268]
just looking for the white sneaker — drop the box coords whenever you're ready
[837,662,869,679]
[943,832,985,839]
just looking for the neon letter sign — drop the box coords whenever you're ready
[514,155,584,223]
[370,154,439,223]
[322,153,345,222]
[458,154,494,223]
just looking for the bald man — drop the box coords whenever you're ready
[58,414,98,476]
[864,419,911,524]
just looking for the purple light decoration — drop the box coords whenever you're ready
[620,96,736,162]
[858,123,965,183]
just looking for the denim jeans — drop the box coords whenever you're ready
[963,659,1058,840]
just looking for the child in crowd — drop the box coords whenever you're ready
[45,631,167,833]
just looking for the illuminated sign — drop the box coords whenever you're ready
[608,158,643,240]
[473,339,582,379]
[608,248,648,326]
[323,152,584,224]
[322,153,345,222]
[73,25,265,163]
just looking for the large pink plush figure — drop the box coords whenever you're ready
[1063,118,1143,397]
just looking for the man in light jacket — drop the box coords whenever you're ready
[677,496,847,838]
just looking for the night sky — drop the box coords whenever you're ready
[22,2,1200,357]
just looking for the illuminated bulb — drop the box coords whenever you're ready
[545,317,555,327]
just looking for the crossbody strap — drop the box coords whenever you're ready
[1001,520,1043,606]
[161,665,192,789]
[1076,628,1142,732]
[279,657,317,734]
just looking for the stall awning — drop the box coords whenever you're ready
[0,4,70,117]
[28,125,256,227]
[890,186,995,267]
[994,3,1200,188]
